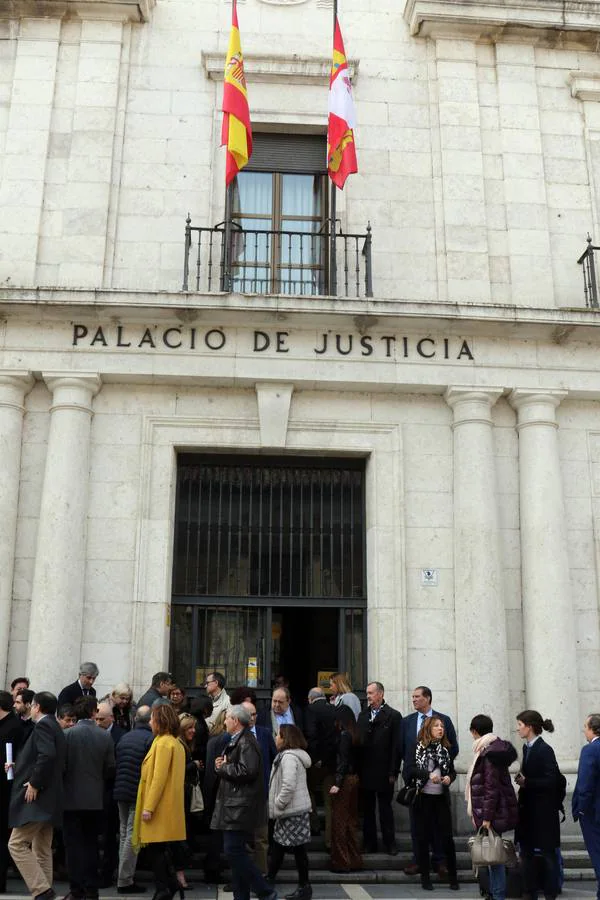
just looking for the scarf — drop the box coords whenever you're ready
[465,732,498,819]
[415,740,452,788]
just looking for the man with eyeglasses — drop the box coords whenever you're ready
[204,673,230,734]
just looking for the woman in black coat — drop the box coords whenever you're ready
[412,717,459,892]
[515,710,561,900]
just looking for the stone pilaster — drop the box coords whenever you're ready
[26,374,101,691]
[509,389,579,763]
[0,372,34,687]
[445,387,510,752]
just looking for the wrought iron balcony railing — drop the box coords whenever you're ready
[578,234,600,309]
[182,216,373,298]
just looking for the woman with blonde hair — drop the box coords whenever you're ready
[133,703,186,900]
[328,672,361,721]
[102,683,135,731]
[412,716,459,891]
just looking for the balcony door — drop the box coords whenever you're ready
[228,133,328,296]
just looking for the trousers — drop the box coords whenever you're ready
[117,801,138,888]
[223,829,274,900]
[63,809,102,898]
[414,794,457,880]
[362,784,395,851]
[580,817,600,900]
[8,821,53,898]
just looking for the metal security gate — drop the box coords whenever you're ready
[170,456,367,694]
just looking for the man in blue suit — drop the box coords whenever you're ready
[573,713,600,899]
[400,686,459,876]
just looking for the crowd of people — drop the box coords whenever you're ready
[1,666,600,900]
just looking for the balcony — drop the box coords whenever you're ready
[578,235,600,309]
[182,217,373,299]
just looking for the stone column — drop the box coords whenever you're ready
[26,374,101,691]
[509,390,579,764]
[0,372,34,687]
[445,387,510,753]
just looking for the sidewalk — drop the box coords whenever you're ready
[3,880,598,900]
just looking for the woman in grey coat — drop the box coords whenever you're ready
[267,725,312,900]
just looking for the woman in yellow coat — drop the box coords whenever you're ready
[133,703,186,900]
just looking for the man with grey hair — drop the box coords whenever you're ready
[58,663,99,706]
[573,713,600,899]
[212,706,276,900]
[113,706,153,894]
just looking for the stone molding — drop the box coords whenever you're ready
[444,386,503,428]
[403,0,600,39]
[508,388,567,429]
[202,51,358,84]
[570,72,600,103]
[43,372,102,413]
[132,414,405,699]
[0,371,34,412]
[0,0,155,23]
[255,382,294,448]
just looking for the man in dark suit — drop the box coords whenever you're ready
[257,687,303,739]
[8,691,67,900]
[304,687,338,847]
[62,696,115,900]
[0,690,24,893]
[357,681,402,855]
[400,685,459,875]
[242,700,277,874]
[57,662,99,707]
[574,713,600,899]
[14,689,35,742]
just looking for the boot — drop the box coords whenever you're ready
[284,886,312,900]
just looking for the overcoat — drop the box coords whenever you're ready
[469,738,518,833]
[211,727,265,832]
[515,737,561,851]
[8,715,66,828]
[134,733,186,845]
[357,703,402,791]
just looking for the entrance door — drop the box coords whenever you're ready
[170,455,367,698]
[272,606,339,703]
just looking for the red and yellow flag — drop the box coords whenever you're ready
[327,17,358,189]
[221,0,252,186]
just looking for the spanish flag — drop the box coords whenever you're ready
[221,0,252,186]
[327,17,358,189]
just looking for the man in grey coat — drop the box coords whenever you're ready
[62,696,115,900]
[7,691,66,900]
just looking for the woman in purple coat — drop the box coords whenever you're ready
[465,714,518,900]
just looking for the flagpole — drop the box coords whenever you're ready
[329,0,338,296]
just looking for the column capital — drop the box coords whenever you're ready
[508,389,567,429]
[444,386,503,427]
[0,370,34,412]
[43,373,101,413]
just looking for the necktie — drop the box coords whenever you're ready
[523,744,529,764]
[418,713,424,734]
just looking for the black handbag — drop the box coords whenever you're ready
[396,783,420,807]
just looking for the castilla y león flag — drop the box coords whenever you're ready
[327,17,358,189]
[221,0,252,186]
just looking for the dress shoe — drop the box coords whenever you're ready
[118,886,147,894]
[284,887,312,900]
[420,878,433,892]
[385,844,399,856]
[449,880,459,891]
[404,863,420,875]
[222,884,233,893]
[35,891,56,900]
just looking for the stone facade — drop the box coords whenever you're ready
[2,0,600,775]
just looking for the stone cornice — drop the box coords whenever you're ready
[403,0,600,40]
[202,51,358,85]
[0,0,155,23]
[570,71,600,102]
[2,287,600,341]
